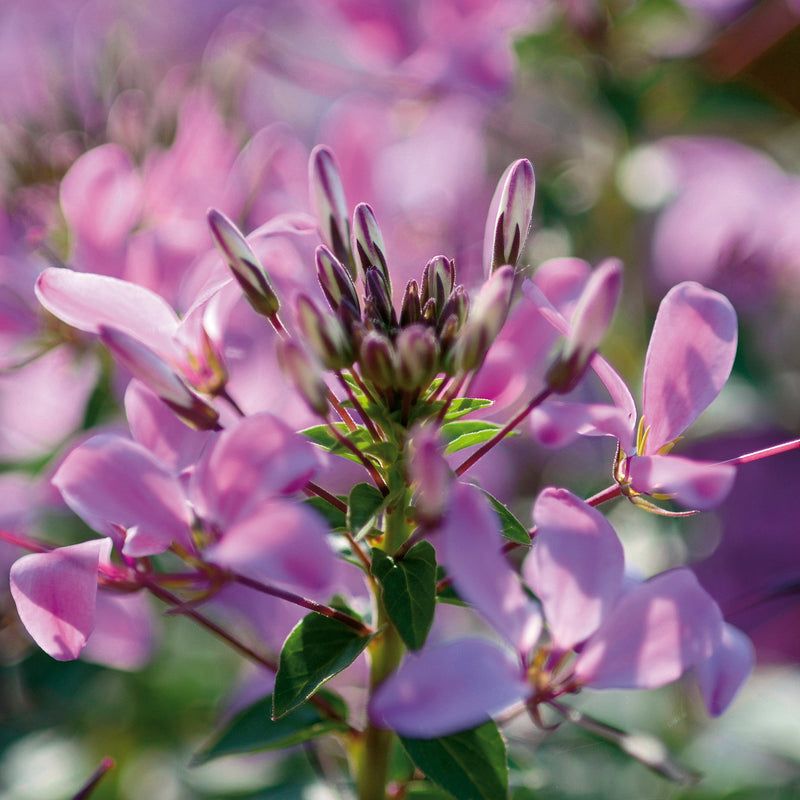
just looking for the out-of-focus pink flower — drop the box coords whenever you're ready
[370,484,746,737]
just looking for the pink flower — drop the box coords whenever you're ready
[370,485,749,737]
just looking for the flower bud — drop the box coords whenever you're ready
[396,325,440,392]
[316,245,360,314]
[400,280,422,327]
[277,340,330,417]
[488,159,535,273]
[309,145,353,274]
[359,331,397,390]
[207,209,280,318]
[353,203,390,291]
[364,266,397,332]
[420,255,454,318]
[100,326,220,430]
[295,294,353,371]
[437,285,469,334]
[184,325,228,396]
[546,258,623,394]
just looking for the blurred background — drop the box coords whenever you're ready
[1,0,800,797]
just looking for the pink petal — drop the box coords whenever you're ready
[35,268,180,355]
[642,282,737,452]
[627,454,736,510]
[525,488,624,651]
[52,435,191,556]
[10,539,112,661]
[440,484,542,654]
[190,412,321,527]
[531,401,634,449]
[81,590,157,671]
[696,623,754,716]
[575,568,723,690]
[369,638,528,737]
[204,500,335,594]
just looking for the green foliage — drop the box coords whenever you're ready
[481,490,531,546]
[401,721,510,800]
[347,482,386,536]
[371,541,437,650]
[273,613,374,719]
[440,420,516,454]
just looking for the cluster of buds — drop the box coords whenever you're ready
[209,148,535,427]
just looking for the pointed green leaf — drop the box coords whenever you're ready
[273,613,375,719]
[443,397,494,421]
[401,721,509,800]
[192,691,349,764]
[440,420,517,455]
[371,541,437,650]
[347,482,386,535]
[480,490,530,546]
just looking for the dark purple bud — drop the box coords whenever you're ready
[400,280,422,327]
[309,146,353,274]
[396,325,440,391]
[277,340,329,417]
[420,255,453,317]
[437,285,469,334]
[489,159,535,273]
[316,245,360,314]
[359,331,397,389]
[353,203,390,291]
[365,266,397,331]
[207,209,281,318]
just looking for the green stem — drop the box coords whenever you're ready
[356,476,410,800]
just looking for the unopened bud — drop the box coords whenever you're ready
[359,331,397,390]
[438,285,469,334]
[309,146,353,274]
[365,266,397,331]
[400,280,422,327]
[489,159,535,273]
[396,325,440,391]
[277,340,329,417]
[185,325,228,396]
[296,294,353,370]
[353,203,390,291]
[451,266,514,373]
[547,258,623,393]
[100,326,220,430]
[207,209,280,318]
[316,245,360,314]
[420,256,454,318]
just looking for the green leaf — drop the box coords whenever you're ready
[480,490,530,546]
[401,721,509,800]
[273,613,375,719]
[440,420,516,455]
[443,397,493,421]
[347,483,386,535]
[370,542,437,650]
[192,692,349,764]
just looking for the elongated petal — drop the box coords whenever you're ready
[369,638,527,737]
[204,499,335,593]
[10,539,112,660]
[575,568,723,690]
[525,488,624,651]
[531,401,634,449]
[696,624,754,716]
[35,268,180,355]
[190,413,321,527]
[441,484,542,654]
[627,454,736,510]
[642,282,737,452]
[52,435,191,556]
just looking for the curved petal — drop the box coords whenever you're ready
[440,484,542,655]
[531,401,634,449]
[525,488,624,651]
[10,539,112,661]
[695,623,754,716]
[52,435,192,556]
[575,568,723,690]
[627,454,736,510]
[190,412,321,527]
[642,282,737,452]
[204,499,336,594]
[35,268,180,355]
[369,638,527,738]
